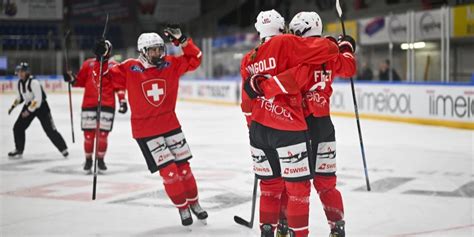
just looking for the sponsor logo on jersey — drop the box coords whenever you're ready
[258,97,294,121]
[151,142,166,153]
[280,151,308,163]
[157,61,171,69]
[131,65,144,72]
[283,166,308,175]
[252,153,268,163]
[142,79,166,107]
[168,139,186,150]
[318,163,336,170]
[254,166,271,173]
[246,57,276,74]
[305,91,328,107]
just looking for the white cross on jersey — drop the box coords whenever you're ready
[147,84,164,101]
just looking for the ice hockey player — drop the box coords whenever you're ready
[102,25,207,227]
[240,9,339,237]
[7,62,68,159]
[287,11,356,237]
[63,40,128,173]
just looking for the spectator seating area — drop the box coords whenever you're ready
[0,23,122,50]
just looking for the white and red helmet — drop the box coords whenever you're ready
[254,9,285,40]
[137,32,165,54]
[137,32,166,65]
[289,11,323,37]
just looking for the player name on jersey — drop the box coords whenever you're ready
[246,57,276,75]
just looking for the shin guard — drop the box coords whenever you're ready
[286,180,311,237]
[314,175,344,228]
[83,130,95,158]
[176,161,199,205]
[97,131,109,158]
[260,177,285,233]
[159,163,188,210]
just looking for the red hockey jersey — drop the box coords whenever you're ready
[300,51,356,117]
[240,34,339,131]
[110,39,202,138]
[74,58,125,108]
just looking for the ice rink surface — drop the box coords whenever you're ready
[1,93,473,237]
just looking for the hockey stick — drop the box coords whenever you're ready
[92,13,109,200]
[335,0,371,191]
[234,176,258,228]
[63,30,75,144]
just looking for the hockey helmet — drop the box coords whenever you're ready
[15,62,30,74]
[137,32,166,66]
[254,9,285,40]
[289,11,323,37]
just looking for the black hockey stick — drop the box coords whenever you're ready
[92,13,109,200]
[234,176,258,228]
[63,29,75,144]
[335,0,371,191]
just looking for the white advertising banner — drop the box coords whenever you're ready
[359,13,409,45]
[415,8,443,40]
[359,17,389,45]
[1,78,71,93]
[331,82,474,125]
[359,8,445,45]
[3,78,471,129]
[387,13,409,43]
[0,0,63,20]
[178,80,240,105]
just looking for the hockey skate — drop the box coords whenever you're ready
[8,150,23,159]
[83,159,93,174]
[261,224,274,237]
[276,218,289,237]
[329,220,345,237]
[190,202,208,225]
[98,159,107,173]
[179,207,193,227]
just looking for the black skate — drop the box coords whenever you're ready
[179,208,193,226]
[276,218,289,237]
[329,220,345,237]
[261,224,274,237]
[98,159,107,173]
[8,150,23,159]
[61,149,69,158]
[190,202,208,225]
[83,159,93,174]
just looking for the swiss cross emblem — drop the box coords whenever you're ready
[142,79,166,107]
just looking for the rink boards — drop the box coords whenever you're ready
[1,76,473,129]
[176,80,474,130]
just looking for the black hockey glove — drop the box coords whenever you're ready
[118,100,128,114]
[163,24,187,46]
[63,71,76,84]
[94,39,112,60]
[338,35,356,53]
[244,74,267,99]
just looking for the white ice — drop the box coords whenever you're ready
[1,93,473,237]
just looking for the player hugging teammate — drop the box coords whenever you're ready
[241,9,356,237]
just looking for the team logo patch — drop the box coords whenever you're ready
[131,65,144,72]
[142,79,166,107]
